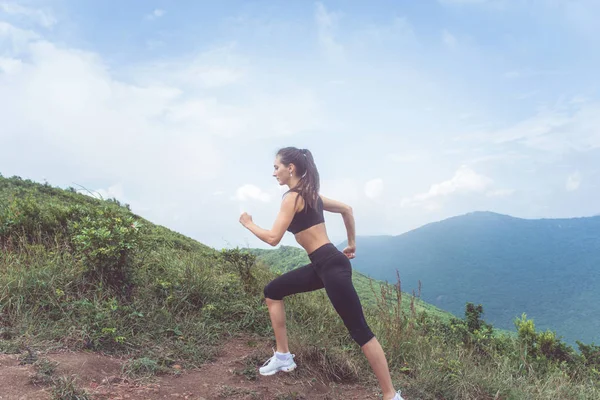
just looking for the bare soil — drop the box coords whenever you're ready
[0,335,393,400]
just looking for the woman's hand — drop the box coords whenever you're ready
[343,245,356,259]
[239,212,253,228]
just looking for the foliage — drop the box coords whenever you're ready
[515,313,577,367]
[222,247,260,295]
[69,206,142,290]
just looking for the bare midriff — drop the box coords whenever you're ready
[294,223,332,255]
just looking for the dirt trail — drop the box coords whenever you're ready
[0,335,389,400]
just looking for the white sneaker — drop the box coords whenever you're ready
[258,351,297,376]
[393,391,405,400]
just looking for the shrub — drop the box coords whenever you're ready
[221,248,260,295]
[69,206,142,291]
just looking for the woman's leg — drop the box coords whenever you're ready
[265,298,289,353]
[361,337,397,400]
[319,254,398,400]
[263,263,324,353]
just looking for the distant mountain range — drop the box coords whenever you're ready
[337,211,600,345]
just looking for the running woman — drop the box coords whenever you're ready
[239,146,404,400]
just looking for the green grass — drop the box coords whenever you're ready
[50,375,91,400]
[122,356,172,379]
[1,173,599,400]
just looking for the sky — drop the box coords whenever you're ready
[1,0,599,250]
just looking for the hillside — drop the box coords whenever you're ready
[2,174,600,400]
[339,211,600,345]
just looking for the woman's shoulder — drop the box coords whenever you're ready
[283,190,321,206]
[282,190,302,200]
[282,191,305,211]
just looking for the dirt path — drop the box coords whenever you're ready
[0,335,388,400]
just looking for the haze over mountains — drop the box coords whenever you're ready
[338,211,600,345]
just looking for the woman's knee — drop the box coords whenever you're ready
[263,281,283,301]
[350,326,376,347]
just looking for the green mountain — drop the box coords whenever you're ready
[338,211,600,345]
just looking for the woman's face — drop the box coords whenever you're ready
[273,156,291,186]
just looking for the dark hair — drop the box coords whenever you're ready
[277,147,320,211]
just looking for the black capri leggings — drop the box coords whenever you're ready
[263,243,375,347]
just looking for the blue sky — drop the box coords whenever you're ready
[1,0,599,249]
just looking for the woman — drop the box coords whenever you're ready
[239,147,404,400]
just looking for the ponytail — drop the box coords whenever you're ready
[277,147,320,211]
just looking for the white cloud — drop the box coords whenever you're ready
[457,102,600,153]
[570,96,588,105]
[145,9,165,20]
[504,70,521,79]
[401,165,493,208]
[515,90,538,100]
[234,184,271,202]
[0,2,57,28]
[0,56,22,73]
[365,178,384,199]
[321,178,360,206]
[122,47,320,138]
[486,188,515,197]
[442,29,457,48]
[566,172,582,191]
[315,2,344,61]
[0,22,225,189]
[386,151,426,163]
[491,111,569,143]
[188,66,243,87]
[80,183,125,201]
[0,20,39,48]
[128,44,246,88]
[552,0,600,36]
[503,68,565,80]
[468,152,527,164]
[158,90,319,139]
[355,16,417,48]
[0,20,321,182]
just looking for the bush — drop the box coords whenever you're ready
[515,313,576,370]
[221,248,260,295]
[577,341,600,368]
[69,206,142,291]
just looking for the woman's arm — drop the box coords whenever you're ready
[240,193,299,246]
[320,195,355,255]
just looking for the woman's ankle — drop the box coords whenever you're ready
[383,390,398,400]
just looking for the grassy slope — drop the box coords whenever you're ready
[1,173,599,400]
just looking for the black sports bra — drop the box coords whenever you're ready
[286,194,325,234]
